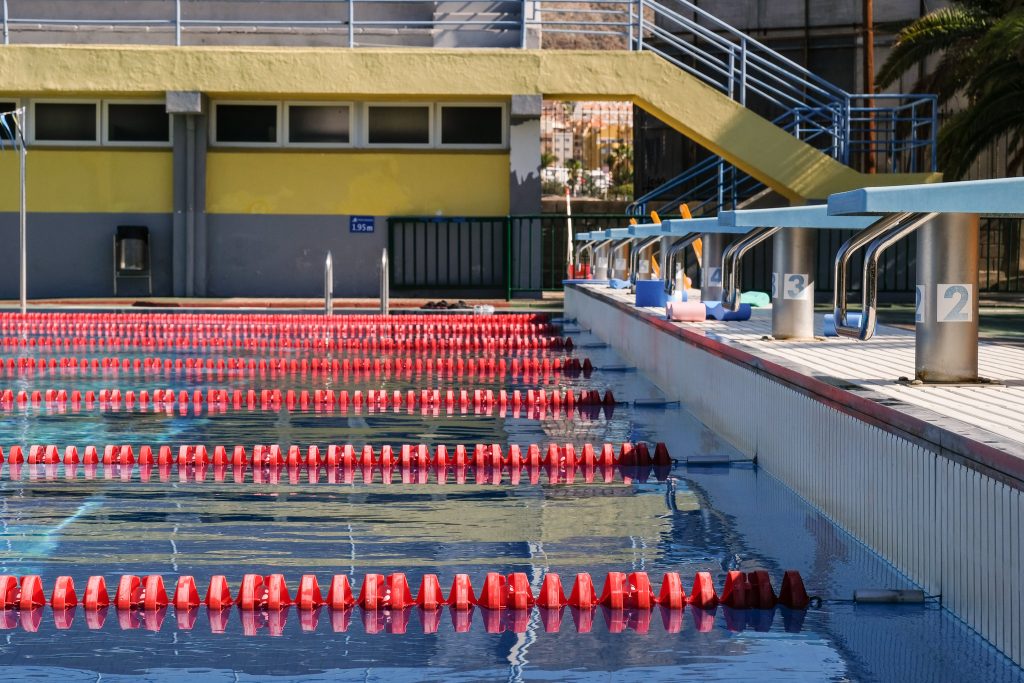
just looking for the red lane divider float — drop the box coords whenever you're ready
[0,355,592,380]
[0,335,574,353]
[0,312,557,338]
[4,443,672,485]
[0,387,617,416]
[6,442,667,468]
[6,459,668,486]
[0,570,812,634]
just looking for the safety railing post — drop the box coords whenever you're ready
[627,0,634,49]
[637,0,644,50]
[175,0,181,46]
[505,216,513,301]
[2,0,9,45]
[348,0,354,48]
[738,37,747,106]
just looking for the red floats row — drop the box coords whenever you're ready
[2,387,616,414]
[0,312,555,337]
[0,355,591,379]
[5,442,669,469]
[0,335,573,353]
[1,570,811,614]
[7,459,668,486]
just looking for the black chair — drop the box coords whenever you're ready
[113,225,152,295]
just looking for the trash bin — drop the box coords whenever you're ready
[113,225,152,295]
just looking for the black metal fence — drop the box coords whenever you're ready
[388,214,1024,299]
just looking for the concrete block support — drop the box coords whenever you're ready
[771,228,816,339]
[915,212,980,382]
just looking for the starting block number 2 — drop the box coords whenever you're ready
[919,283,973,323]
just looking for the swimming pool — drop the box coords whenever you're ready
[0,312,1019,682]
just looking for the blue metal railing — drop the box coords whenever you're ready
[1,0,937,173]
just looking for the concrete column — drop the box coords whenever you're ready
[701,232,731,302]
[167,91,206,298]
[915,212,980,382]
[509,95,542,293]
[771,228,816,339]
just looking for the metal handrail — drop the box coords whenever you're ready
[629,235,661,286]
[832,212,908,336]
[721,227,780,311]
[380,247,389,316]
[835,212,937,341]
[663,233,700,296]
[323,251,333,316]
[573,240,596,271]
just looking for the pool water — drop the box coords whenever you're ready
[0,314,1019,682]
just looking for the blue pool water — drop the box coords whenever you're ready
[0,317,1020,682]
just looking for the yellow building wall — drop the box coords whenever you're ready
[0,150,173,213]
[206,151,510,216]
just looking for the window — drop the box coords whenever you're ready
[213,103,279,144]
[366,104,431,146]
[287,104,350,145]
[32,101,100,144]
[105,102,170,145]
[439,104,505,147]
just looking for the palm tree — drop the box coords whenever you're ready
[605,143,633,187]
[876,1,1024,178]
[540,151,558,170]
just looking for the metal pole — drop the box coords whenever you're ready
[175,0,181,46]
[637,0,644,50]
[701,232,730,302]
[348,0,354,48]
[505,216,513,301]
[324,251,333,316]
[3,0,9,45]
[18,107,26,315]
[771,228,816,339]
[380,248,389,316]
[915,212,979,382]
[738,38,748,106]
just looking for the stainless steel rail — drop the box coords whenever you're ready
[629,236,661,285]
[379,247,389,316]
[663,233,700,296]
[323,251,333,316]
[835,212,936,341]
[720,227,779,311]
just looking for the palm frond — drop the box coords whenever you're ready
[938,82,1024,177]
[877,5,994,88]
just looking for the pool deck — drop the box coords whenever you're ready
[569,283,1024,488]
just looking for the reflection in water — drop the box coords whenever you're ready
[0,337,1019,682]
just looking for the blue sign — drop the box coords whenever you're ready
[349,216,375,233]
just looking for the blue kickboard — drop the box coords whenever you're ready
[634,280,666,308]
[704,302,752,321]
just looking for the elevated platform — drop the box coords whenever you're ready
[566,281,1023,668]
[571,283,1024,477]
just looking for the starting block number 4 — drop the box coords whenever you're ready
[707,267,722,287]
[936,283,973,323]
[783,274,810,300]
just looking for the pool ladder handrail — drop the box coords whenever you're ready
[663,232,701,296]
[324,251,333,316]
[833,211,936,340]
[720,227,780,310]
[629,236,662,287]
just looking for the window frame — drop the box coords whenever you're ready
[436,101,508,150]
[363,102,434,149]
[102,99,173,148]
[283,101,355,148]
[210,101,282,147]
[30,99,102,146]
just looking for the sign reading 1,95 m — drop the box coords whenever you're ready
[349,216,375,233]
